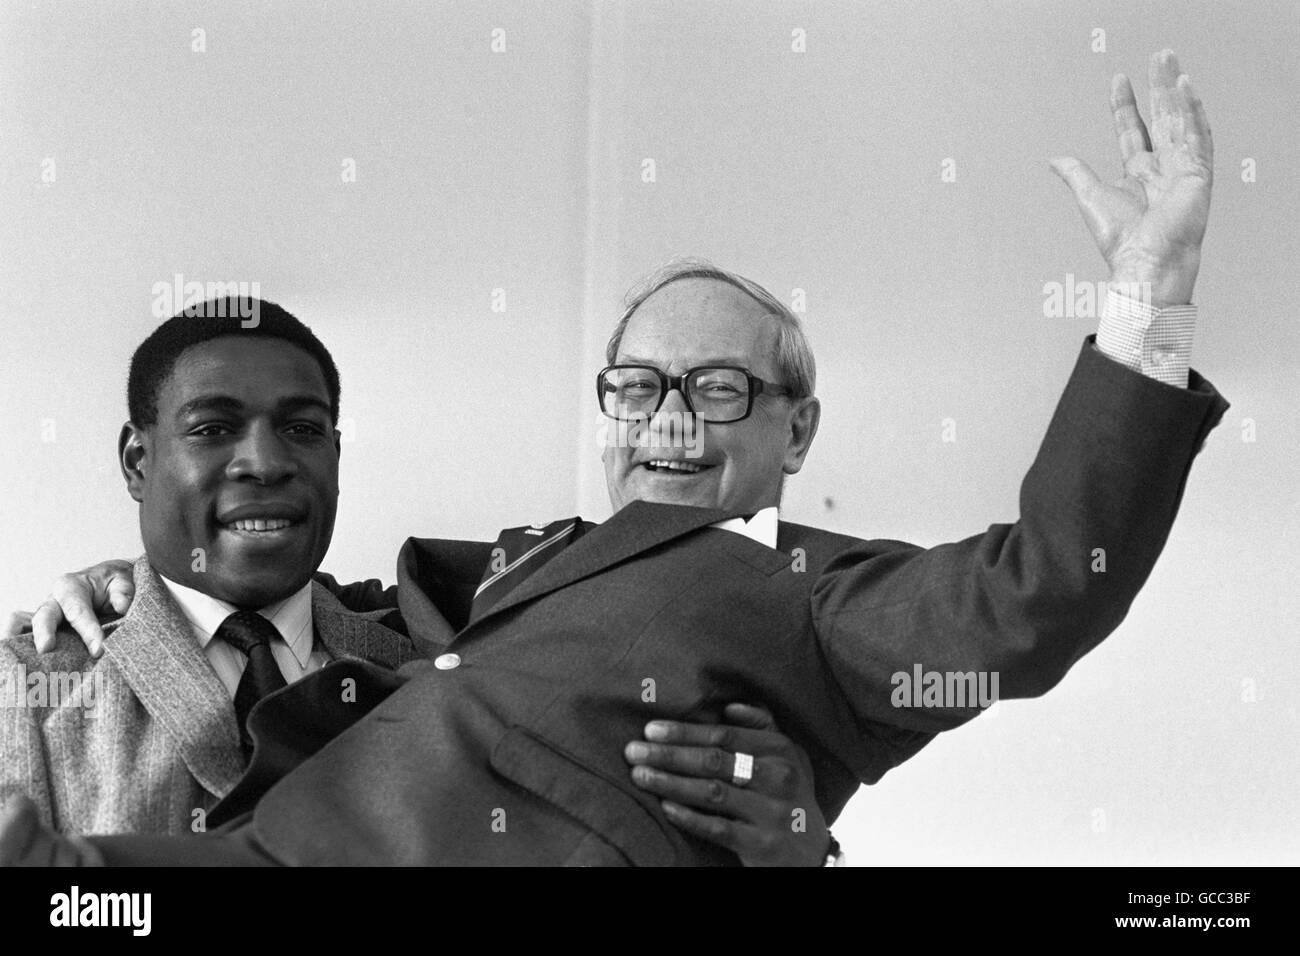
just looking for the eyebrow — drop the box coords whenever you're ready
[173,394,333,420]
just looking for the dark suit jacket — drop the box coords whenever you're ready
[92,340,1229,865]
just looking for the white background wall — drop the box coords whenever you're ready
[2,0,1295,863]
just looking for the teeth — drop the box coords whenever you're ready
[647,460,704,474]
[229,518,294,532]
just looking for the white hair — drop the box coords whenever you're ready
[605,257,817,398]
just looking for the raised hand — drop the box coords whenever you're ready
[1050,49,1213,307]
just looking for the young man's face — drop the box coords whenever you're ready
[121,335,340,609]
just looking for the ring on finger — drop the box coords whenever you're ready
[731,751,754,787]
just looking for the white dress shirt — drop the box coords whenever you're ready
[711,506,780,549]
[158,576,330,698]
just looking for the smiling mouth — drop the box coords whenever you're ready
[642,460,711,475]
[221,518,302,534]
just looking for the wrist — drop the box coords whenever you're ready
[1109,250,1200,308]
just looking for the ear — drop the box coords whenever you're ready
[782,397,821,475]
[118,422,149,503]
[333,427,343,458]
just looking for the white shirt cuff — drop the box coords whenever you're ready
[1095,286,1196,389]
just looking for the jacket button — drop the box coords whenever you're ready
[434,653,461,670]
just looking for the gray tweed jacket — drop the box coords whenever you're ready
[0,556,422,836]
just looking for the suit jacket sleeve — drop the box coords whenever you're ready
[813,338,1230,756]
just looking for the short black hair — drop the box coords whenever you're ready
[127,297,341,427]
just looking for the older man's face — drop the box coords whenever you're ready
[602,277,820,515]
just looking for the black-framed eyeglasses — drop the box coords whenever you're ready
[597,364,791,424]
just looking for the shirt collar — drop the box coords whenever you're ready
[158,575,315,667]
[711,506,779,549]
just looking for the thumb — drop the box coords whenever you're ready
[1048,156,1103,203]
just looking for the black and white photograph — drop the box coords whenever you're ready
[0,0,1294,929]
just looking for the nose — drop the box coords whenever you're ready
[648,386,695,446]
[226,421,298,484]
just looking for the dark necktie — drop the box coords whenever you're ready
[214,610,288,757]
[468,517,584,624]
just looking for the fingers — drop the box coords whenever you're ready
[51,573,108,657]
[629,763,768,820]
[632,712,802,789]
[659,801,801,866]
[32,570,104,653]
[2,611,33,640]
[31,600,71,654]
[639,717,791,768]
[625,739,802,802]
[1110,73,1151,163]
[1148,49,1182,149]
[1179,73,1213,170]
[658,800,753,855]
[58,602,104,658]
[629,719,826,866]
[642,718,739,751]
[641,712,791,753]
[106,572,136,616]
[1110,53,1210,178]
[32,562,134,654]
[722,702,777,731]
[625,740,735,780]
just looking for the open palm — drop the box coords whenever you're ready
[1051,50,1213,305]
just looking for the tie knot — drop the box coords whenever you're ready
[215,610,280,655]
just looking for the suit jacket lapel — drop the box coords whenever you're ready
[102,557,245,798]
[469,501,744,626]
[311,582,434,666]
[396,537,495,643]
